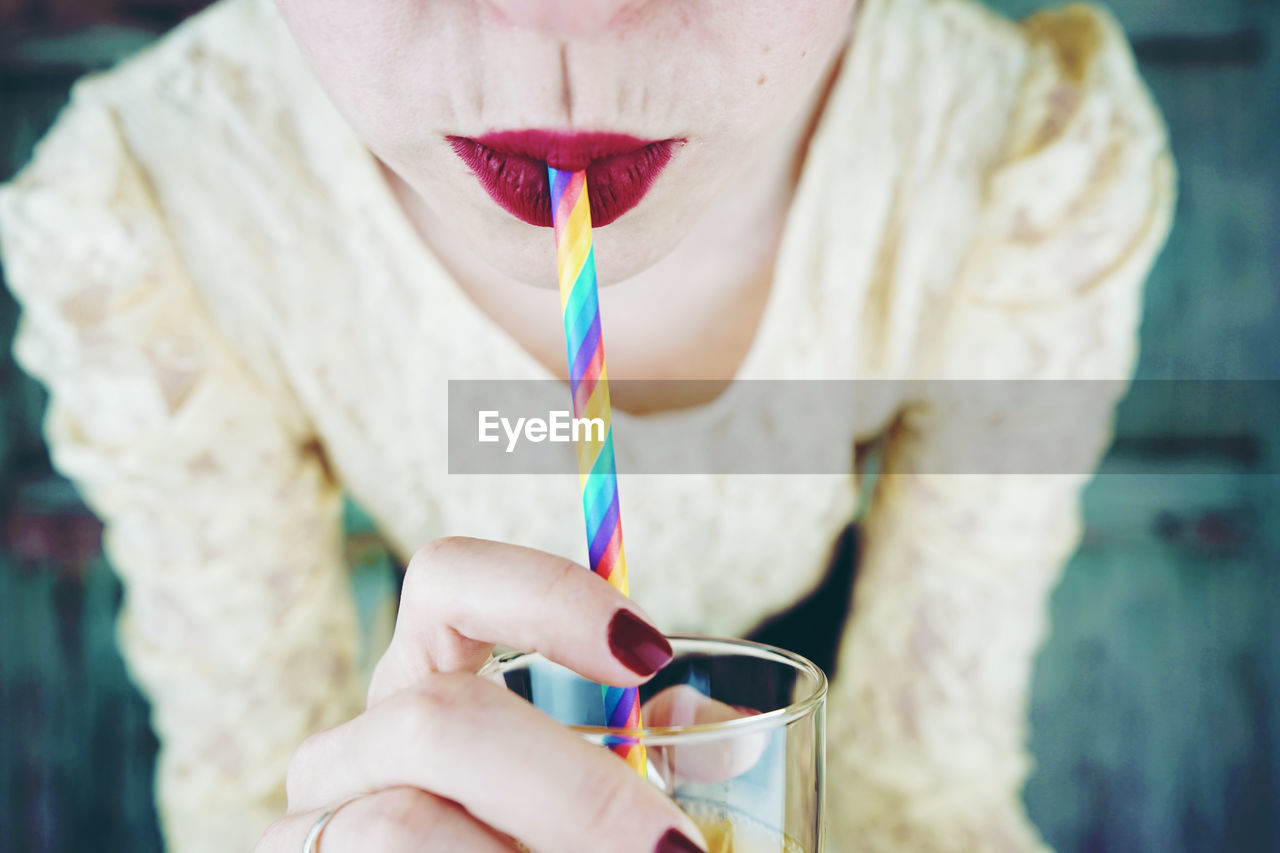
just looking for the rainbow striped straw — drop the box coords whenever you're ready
[547,166,646,777]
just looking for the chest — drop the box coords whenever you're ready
[252,260,865,636]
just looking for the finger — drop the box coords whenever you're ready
[256,787,518,853]
[643,685,762,729]
[643,686,769,784]
[368,536,672,706]
[289,673,706,853]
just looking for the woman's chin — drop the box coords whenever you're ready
[460,207,688,291]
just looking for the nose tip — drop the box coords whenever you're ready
[486,0,644,37]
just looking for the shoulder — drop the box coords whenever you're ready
[995,2,1173,216]
[820,1,1175,378]
[873,0,1175,300]
[1,0,301,208]
[0,0,318,419]
[860,0,1170,170]
[820,0,1172,263]
[1,0,313,220]
[0,0,249,288]
[0,0,347,385]
[969,2,1176,306]
[62,0,292,120]
[899,2,1177,381]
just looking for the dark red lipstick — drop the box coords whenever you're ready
[447,130,681,227]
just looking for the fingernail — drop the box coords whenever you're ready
[608,609,673,676]
[656,828,705,853]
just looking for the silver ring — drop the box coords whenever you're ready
[302,797,360,853]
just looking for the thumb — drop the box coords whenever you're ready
[643,685,768,784]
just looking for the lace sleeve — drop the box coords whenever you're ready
[826,6,1175,851]
[0,83,364,852]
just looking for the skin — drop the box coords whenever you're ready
[262,1,859,848]
[256,538,709,852]
[275,0,858,402]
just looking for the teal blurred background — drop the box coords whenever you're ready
[1,1,1277,850]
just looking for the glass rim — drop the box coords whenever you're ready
[480,634,828,746]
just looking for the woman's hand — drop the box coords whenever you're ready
[255,537,705,853]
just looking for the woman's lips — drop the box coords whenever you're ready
[447,130,680,227]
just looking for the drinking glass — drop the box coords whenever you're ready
[481,636,827,852]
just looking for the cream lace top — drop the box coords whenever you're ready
[0,0,1173,849]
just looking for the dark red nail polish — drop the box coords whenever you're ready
[656,828,705,853]
[608,609,673,676]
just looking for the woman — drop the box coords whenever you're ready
[0,0,1174,850]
